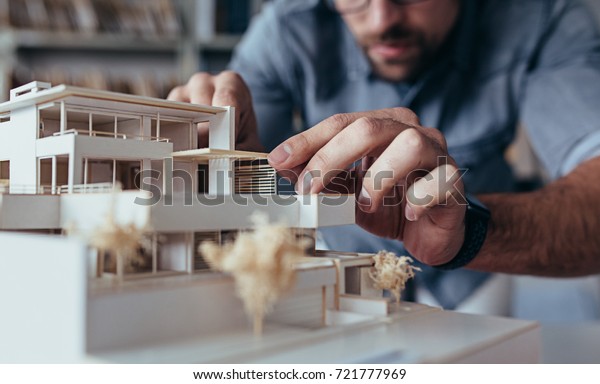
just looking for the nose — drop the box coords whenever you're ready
[365,0,407,34]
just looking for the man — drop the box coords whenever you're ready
[169,0,600,309]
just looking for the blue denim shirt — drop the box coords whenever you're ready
[229,0,600,308]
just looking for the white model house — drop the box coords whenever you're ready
[0,81,386,359]
[0,81,354,276]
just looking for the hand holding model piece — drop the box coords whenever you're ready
[170,74,467,268]
[267,108,467,267]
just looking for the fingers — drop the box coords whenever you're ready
[167,71,261,151]
[268,113,356,171]
[212,71,249,107]
[357,128,444,212]
[295,117,406,194]
[266,108,446,205]
[267,107,421,171]
[186,73,217,106]
[170,71,250,107]
[322,169,360,195]
[404,163,466,225]
[167,85,190,103]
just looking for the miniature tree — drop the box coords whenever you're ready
[369,251,421,304]
[200,214,309,336]
[67,184,149,278]
[88,214,148,278]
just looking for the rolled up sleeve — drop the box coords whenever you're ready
[522,0,600,178]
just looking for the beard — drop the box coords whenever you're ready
[358,25,436,82]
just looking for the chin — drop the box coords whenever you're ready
[370,57,422,82]
[373,65,415,82]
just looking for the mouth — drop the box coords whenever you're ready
[368,40,416,61]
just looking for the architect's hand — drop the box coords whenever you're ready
[168,71,263,151]
[267,108,467,266]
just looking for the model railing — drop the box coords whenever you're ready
[1,182,118,195]
[52,128,170,143]
[0,184,43,194]
[59,182,117,194]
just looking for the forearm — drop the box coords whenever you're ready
[469,157,600,276]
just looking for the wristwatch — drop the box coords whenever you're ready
[434,194,490,270]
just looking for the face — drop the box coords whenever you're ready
[341,0,460,81]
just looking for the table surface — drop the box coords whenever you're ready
[90,303,541,364]
[542,323,600,363]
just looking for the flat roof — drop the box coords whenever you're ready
[0,84,227,119]
[172,148,269,161]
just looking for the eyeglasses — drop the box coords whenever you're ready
[326,0,431,15]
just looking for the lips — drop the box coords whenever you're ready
[369,41,415,60]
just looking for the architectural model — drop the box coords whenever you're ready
[0,81,540,363]
[0,81,402,358]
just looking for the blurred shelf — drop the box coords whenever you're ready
[0,30,180,53]
[0,0,268,99]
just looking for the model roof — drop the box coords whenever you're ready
[0,82,226,120]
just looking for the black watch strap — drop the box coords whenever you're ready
[434,196,490,271]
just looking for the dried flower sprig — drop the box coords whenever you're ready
[369,251,421,303]
[200,213,309,335]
